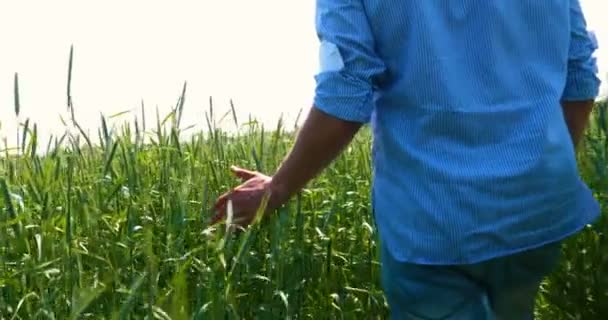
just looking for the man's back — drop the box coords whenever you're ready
[367,1,570,114]
[314,0,601,263]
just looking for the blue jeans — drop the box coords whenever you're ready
[380,241,562,319]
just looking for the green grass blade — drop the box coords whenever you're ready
[14,73,20,117]
[67,45,74,111]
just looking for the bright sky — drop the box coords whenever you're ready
[0,0,606,147]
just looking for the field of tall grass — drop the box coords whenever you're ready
[1,52,607,319]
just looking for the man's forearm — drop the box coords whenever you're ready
[561,100,595,148]
[270,107,362,200]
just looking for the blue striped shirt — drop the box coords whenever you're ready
[313,0,602,264]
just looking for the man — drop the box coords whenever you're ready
[213,0,601,318]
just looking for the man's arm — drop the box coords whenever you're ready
[561,100,595,148]
[270,0,386,198]
[211,0,385,226]
[561,0,601,148]
[269,107,362,201]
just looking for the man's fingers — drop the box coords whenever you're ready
[213,187,247,211]
[209,210,225,225]
[211,186,261,227]
[211,198,228,225]
[210,205,251,228]
[231,166,257,181]
[214,187,244,210]
[214,191,230,210]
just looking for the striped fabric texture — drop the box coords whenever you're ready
[313,0,602,264]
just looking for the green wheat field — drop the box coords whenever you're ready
[1,51,607,319]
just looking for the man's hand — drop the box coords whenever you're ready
[210,107,363,229]
[211,166,288,228]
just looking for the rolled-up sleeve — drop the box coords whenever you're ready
[313,0,387,123]
[562,0,601,101]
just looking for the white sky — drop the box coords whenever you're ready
[0,0,606,148]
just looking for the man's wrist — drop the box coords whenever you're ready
[268,177,291,208]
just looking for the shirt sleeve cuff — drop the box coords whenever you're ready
[562,31,601,101]
[562,66,601,101]
[313,71,375,123]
